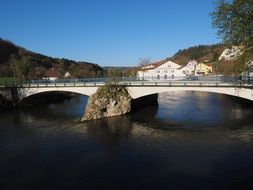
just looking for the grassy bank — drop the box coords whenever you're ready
[0,77,21,87]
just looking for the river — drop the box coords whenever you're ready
[0,91,253,190]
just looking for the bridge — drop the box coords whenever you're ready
[8,76,253,102]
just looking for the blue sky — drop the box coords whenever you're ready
[0,0,220,66]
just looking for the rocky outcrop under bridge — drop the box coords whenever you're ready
[81,83,132,121]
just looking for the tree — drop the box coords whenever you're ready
[9,51,31,81]
[211,0,253,47]
[0,65,11,77]
[138,58,151,67]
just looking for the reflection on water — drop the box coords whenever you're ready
[84,116,133,146]
[157,91,253,129]
[0,91,253,190]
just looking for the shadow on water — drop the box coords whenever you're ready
[129,105,185,129]
[15,95,87,122]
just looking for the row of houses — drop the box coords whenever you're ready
[43,68,73,81]
[137,60,212,80]
[42,60,213,81]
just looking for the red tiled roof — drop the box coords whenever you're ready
[45,68,61,78]
[138,59,183,71]
[138,60,168,71]
[152,60,168,68]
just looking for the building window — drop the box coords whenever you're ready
[168,65,171,68]
[157,75,160,79]
[157,70,160,73]
[164,70,167,73]
[171,70,175,73]
[164,75,167,79]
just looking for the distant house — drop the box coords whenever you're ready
[64,71,71,78]
[64,71,76,79]
[187,60,198,69]
[43,68,61,81]
[179,60,198,76]
[195,63,213,75]
[137,60,186,80]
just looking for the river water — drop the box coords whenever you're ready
[0,91,253,190]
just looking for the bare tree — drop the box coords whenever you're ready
[138,58,151,67]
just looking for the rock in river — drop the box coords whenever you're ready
[81,83,132,121]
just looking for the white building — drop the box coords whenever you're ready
[186,60,198,69]
[64,71,71,78]
[178,60,198,76]
[137,60,187,80]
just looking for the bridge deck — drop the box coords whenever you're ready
[1,76,253,88]
[18,80,253,88]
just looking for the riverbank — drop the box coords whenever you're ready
[0,96,15,111]
[0,92,77,111]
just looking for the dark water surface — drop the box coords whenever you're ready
[0,91,253,190]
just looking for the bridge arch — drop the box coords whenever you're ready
[17,86,98,101]
[127,86,253,101]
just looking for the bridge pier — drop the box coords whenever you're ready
[131,93,158,111]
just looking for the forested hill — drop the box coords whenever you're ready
[170,44,225,65]
[0,38,104,79]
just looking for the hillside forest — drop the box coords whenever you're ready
[0,38,104,80]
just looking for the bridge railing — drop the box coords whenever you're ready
[2,75,253,88]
